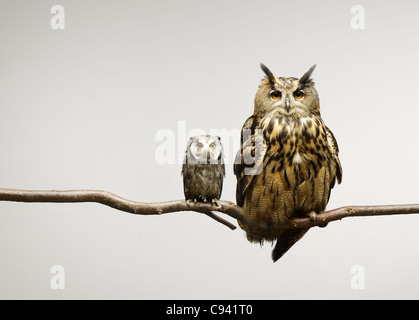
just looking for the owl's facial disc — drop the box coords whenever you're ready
[271,90,307,117]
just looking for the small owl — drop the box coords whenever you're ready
[234,64,342,262]
[182,135,225,204]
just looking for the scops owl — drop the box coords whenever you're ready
[182,135,225,204]
[234,64,342,262]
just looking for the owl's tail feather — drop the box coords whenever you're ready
[272,228,309,262]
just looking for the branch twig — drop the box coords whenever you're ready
[1,188,419,229]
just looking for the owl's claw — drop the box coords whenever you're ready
[212,198,222,210]
[186,199,195,207]
[309,211,328,227]
[309,211,317,222]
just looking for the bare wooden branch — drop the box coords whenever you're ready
[0,188,245,228]
[282,204,419,228]
[201,211,237,230]
[1,188,419,229]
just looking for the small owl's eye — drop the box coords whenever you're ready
[293,90,304,100]
[209,142,216,149]
[270,90,282,101]
[196,142,204,150]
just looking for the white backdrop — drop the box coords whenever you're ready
[1,0,418,299]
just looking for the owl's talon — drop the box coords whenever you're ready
[309,211,317,222]
[212,199,222,210]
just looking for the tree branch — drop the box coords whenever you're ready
[1,188,419,229]
[0,188,244,230]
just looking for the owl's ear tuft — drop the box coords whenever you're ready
[298,64,316,88]
[260,63,277,85]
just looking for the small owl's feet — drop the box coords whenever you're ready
[186,199,197,207]
[197,195,208,203]
[211,198,222,210]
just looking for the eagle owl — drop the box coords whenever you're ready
[234,64,342,262]
[182,135,225,204]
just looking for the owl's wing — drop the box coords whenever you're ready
[325,125,342,184]
[216,162,226,200]
[181,158,189,199]
[234,116,266,207]
[233,150,246,207]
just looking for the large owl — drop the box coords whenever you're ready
[234,64,342,262]
[182,135,225,204]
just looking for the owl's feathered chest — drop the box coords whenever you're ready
[235,114,335,225]
[259,115,331,176]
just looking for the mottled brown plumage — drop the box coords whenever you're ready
[234,64,342,262]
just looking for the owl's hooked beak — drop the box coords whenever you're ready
[285,98,290,112]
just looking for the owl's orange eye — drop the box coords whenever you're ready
[196,142,204,150]
[209,142,216,149]
[293,90,304,100]
[270,90,282,101]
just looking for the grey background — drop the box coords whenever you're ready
[0,0,418,299]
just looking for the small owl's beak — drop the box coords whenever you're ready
[285,99,290,112]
